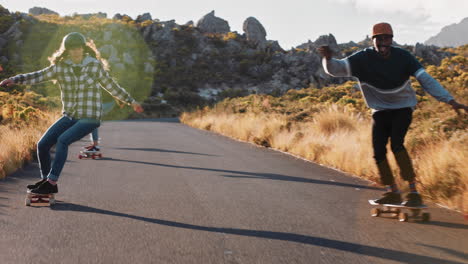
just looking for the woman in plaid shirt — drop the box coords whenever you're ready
[0,32,144,194]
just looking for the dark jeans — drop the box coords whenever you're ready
[37,115,100,181]
[372,108,415,185]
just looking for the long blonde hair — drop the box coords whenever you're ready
[48,36,110,70]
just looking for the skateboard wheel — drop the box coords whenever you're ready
[25,198,31,206]
[79,155,83,159]
[98,154,102,158]
[421,212,430,222]
[398,212,408,222]
[411,209,421,217]
[371,208,380,217]
[92,155,96,159]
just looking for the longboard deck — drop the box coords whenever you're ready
[368,199,428,209]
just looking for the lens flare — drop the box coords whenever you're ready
[18,15,154,120]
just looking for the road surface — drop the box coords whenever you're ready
[0,119,467,264]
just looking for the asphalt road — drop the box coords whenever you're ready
[0,119,467,264]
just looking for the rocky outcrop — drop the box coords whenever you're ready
[0,5,462,110]
[136,13,152,23]
[413,43,453,65]
[28,7,58,16]
[302,34,339,53]
[243,17,267,50]
[196,11,230,33]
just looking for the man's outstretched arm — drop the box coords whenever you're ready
[317,45,351,77]
[414,69,468,113]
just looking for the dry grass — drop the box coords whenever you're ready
[181,104,468,212]
[0,112,59,178]
[180,48,468,212]
[415,131,468,213]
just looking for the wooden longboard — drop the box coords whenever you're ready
[78,151,102,159]
[25,192,56,206]
[368,199,430,222]
[368,199,428,209]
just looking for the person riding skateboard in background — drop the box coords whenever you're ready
[84,128,101,153]
[0,32,144,195]
[318,22,468,206]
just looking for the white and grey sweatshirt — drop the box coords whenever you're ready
[323,46,453,111]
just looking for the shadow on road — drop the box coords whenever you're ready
[0,163,41,194]
[112,147,218,157]
[50,202,464,264]
[103,158,383,191]
[416,221,468,230]
[416,244,467,262]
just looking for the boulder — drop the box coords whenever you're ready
[113,13,123,20]
[196,11,230,33]
[0,37,7,49]
[243,17,267,49]
[123,52,135,65]
[0,56,8,65]
[136,13,152,23]
[103,31,112,42]
[144,62,154,73]
[99,44,118,59]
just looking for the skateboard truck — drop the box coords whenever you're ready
[78,151,102,159]
[25,191,56,206]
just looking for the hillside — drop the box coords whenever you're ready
[425,17,468,47]
[0,5,458,115]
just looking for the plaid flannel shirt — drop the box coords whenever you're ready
[12,56,135,120]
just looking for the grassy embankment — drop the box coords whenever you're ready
[0,91,60,178]
[181,46,468,213]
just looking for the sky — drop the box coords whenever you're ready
[1,0,467,49]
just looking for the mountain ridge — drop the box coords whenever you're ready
[425,17,468,47]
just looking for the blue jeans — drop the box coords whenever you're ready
[88,101,114,143]
[37,116,100,181]
[90,129,99,142]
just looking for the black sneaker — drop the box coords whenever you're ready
[83,145,100,153]
[31,181,58,194]
[402,193,423,207]
[373,192,402,204]
[27,179,47,190]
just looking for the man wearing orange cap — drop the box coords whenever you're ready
[318,22,468,206]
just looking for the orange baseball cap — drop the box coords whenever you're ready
[372,23,393,38]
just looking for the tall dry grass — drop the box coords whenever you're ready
[181,104,468,212]
[0,112,59,178]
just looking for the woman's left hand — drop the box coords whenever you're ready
[132,102,144,113]
[0,79,15,87]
